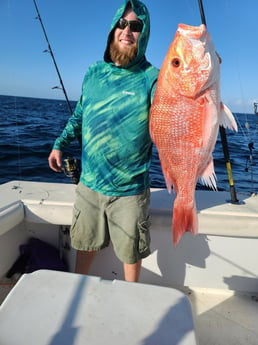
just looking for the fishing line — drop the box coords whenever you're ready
[235,113,257,195]
[32,0,73,116]
[32,0,82,182]
[232,35,257,195]
[221,1,257,195]
[197,0,238,203]
[13,97,23,182]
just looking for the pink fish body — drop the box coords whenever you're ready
[150,24,237,246]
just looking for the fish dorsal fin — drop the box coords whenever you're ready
[220,103,238,131]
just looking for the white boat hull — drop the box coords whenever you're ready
[0,181,258,344]
[0,180,257,292]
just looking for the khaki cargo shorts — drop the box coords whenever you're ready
[70,183,151,264]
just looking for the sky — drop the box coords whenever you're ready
[0,0,258,114]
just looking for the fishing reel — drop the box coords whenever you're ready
[244,142,255,172]
[63,157,81,185]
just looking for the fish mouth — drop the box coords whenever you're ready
[178,23,206,39]
[187,38,211,71]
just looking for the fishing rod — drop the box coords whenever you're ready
[197,0,238,203]
[33,0,73,116]
[239,114,257,195]
[33,0,82,184]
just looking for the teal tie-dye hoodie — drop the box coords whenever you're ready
[53,0,159,196]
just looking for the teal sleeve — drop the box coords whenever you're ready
[150,80,157,103]
[53,97,83,150]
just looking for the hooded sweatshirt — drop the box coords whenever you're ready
[53,0,159,196]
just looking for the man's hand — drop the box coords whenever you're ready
[48,149,63,172]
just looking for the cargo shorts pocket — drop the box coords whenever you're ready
[138,216,151,254]
[70,206,81,235]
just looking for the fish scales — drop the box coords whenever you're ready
[150,24,237,246]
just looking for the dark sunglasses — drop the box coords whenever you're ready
[117,18,143,33]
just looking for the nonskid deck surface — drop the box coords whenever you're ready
[181,286,258,345]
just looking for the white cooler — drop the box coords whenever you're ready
[0,270,197,345]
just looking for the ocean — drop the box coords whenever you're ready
[0,95,257,195]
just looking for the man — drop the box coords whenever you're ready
[48,0,159,282]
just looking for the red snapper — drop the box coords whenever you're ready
[150,24,237,246]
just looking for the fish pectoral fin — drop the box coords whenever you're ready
[220,102,238,131]
[199,158,217,190]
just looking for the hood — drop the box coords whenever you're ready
[104,0,150,68]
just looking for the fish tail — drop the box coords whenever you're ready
[172,201,198,246]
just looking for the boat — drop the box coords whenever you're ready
[0,179,257,344]
[254,102,258,116]
[1,1,257,342]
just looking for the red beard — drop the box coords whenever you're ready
[109,40,138,67]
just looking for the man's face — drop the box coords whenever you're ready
[110,7,141,66]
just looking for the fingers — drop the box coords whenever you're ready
[48,149,63,172]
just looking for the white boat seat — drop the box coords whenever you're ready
[0,269,197,345]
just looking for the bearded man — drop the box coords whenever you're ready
[48,0,159,282]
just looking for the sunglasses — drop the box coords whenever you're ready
[117,18,143,33]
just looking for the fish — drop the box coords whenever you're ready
[149,23,237,246]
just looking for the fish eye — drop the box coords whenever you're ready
[172,58,180,67]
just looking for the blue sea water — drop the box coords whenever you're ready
[0,95,257,195]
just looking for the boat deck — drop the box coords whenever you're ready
[1,275,258,345]
[1,181,258,344]
[0,278,17,305]
[184,287,258,345]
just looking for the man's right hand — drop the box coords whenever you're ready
[48,149,63,172]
